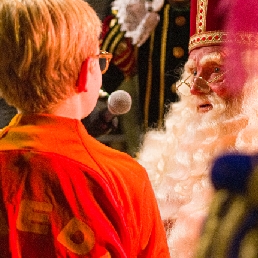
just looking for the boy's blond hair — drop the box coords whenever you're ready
[0,0,101,112]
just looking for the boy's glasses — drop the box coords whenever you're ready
[95,50,113,74]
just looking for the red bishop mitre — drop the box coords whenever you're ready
[188,0,229,52]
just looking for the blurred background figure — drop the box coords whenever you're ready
[195,153,258,258]
[137,0,190,130]
[137,0,248,256]
[111,0,190,130]
[112,0,189,130]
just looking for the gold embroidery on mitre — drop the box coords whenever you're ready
[189,31,258,51]
[196,0,208,34]
[233,32,258,48]
[189,31,228,52]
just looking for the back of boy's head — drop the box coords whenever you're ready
[0,0,101,113]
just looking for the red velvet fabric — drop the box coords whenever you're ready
[190,0,229,37]
[189,0,232,52]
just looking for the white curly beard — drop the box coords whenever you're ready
[137,76,247,257]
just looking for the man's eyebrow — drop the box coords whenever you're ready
[200,52,224,66]
[185,58,196,72]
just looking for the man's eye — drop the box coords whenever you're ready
[214,67,221,73]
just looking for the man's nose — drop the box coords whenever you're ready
[190,77,211,95]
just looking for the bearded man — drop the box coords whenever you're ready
[195,0,258,256]
[137,0,248,257]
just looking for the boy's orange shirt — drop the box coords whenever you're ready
[0,114,169,257]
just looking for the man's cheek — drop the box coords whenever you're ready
[212,82,242,98]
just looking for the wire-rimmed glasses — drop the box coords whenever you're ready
[176,70,229,96]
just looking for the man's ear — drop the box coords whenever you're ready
[76,59,89,92]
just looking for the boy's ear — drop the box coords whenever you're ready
[76,59,89,92]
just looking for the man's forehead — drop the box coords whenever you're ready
[189,47,226,66]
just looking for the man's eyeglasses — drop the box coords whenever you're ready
[176,70,229,96]
[94,50,112,74]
